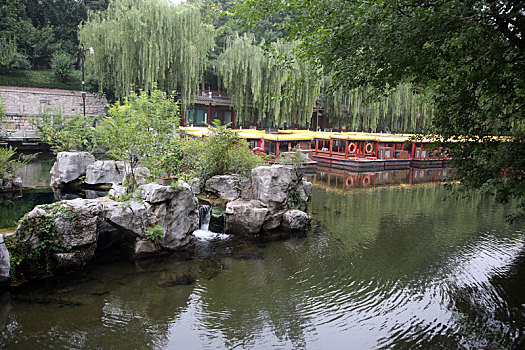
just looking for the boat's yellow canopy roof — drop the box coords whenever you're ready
[238,131,264,139]
[345,134,378,141]
[262,133,314,141]
[376,135,409,143]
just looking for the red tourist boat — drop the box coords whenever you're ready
[311,132,411,171]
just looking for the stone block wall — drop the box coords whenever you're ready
[0,86,108,130]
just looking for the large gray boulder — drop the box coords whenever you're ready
[0,236,10,284]
[223,165,312,235]
[108,184,126,199]
[134,238,162,257]
[85,160,126,185]
[205,175,251,201]
[225,200,269,234]
[282,210,311,232]
[6,181,200,280]
[100,198,151,238]
[143,181,199,250]
[102,181,199,250]
[139,183,176,204]
[251,165,306,212]
[50,152,95,187]
[189,178,201,195]
[11,198,104,274]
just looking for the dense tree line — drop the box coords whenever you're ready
[234,0,525,217]
[0,0,109,69]
[0,0,435,131]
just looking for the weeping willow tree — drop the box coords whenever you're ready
[78,0,214,106]
[324,84,434,132]
[217,33,320,128]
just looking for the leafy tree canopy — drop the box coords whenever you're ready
[217,33,320,128]
[234,0,525,218]
[79,0,214,106]
[97,88,180,192]
[0,0,109,68]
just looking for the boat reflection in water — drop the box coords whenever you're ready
[308,166,450,192]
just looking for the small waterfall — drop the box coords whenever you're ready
[194,205,230,241]
[198,205,211,231]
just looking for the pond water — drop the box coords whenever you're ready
[1,166,524,349]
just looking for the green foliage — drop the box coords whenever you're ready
[0,0,57,68]
[286,189,304,210]
[6,202,73,281]
[0,98,5,138]
[0,146,36,185]
[323,83,433,132]
[275,147,307,168]
[179,135,207,177]
[235,0,525,218]
[153,137,184,178]
[145,225,164,245]
[0,69,83,90]
[179,121,267,180]
[51,51,74,83]
[0,0,109,68]
[199,120,267,179]
[79,0,214,107]
[170,179,185,191]
[97,88,180,192]
[33,113,101,154]
[111,189,143,207]
[0,37,30,74]
[217,33,320,127]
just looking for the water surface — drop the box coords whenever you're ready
[1,169,523,349]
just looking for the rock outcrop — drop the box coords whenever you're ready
[205,175,251,201]
[50,152,151,189]
[251,165,311,212]
[50,152,95,187]
[139,182,199,250]
[0,236,10,285]
[224,200,268,234]
[6,181,199,280]
[11,199,104,275]
[85,160,126,186]
[282,210,311,232]
[222,165,312,235]
[0,177,23,190]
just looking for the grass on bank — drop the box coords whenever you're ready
[0,70,83,91]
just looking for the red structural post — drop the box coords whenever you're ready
[208,104,212,124]
[232,109,236,129]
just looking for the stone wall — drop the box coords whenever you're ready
[0,86,108,130]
